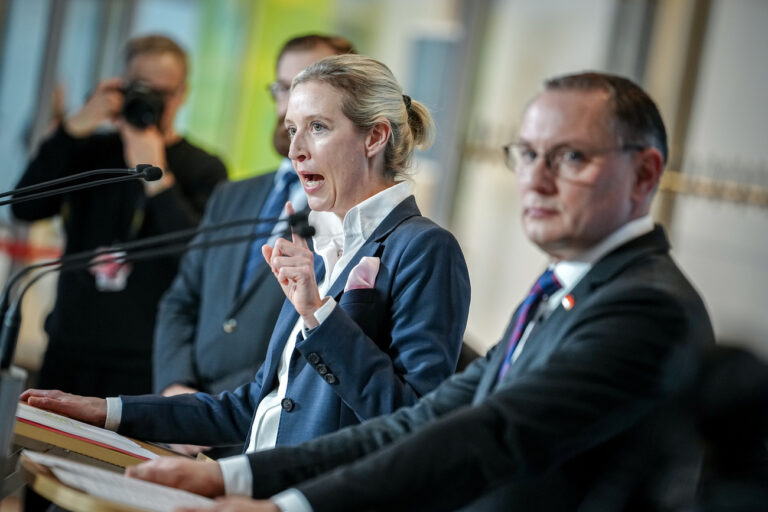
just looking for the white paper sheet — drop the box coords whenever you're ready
[24,450,215,512]
[17,403,157,460]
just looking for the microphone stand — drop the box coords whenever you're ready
[0,169,162,207]
[0,212,304,325]
[0,166,151,200]
[0,365,24,494]
[0,212,314,473]
[0,170,311,489]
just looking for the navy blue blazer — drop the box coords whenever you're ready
[118,196,471,447]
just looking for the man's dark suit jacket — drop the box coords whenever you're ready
[153,172,289,394]
[242,226,715,511]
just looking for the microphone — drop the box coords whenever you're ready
[0,211,317,370]
[137,164,163,182]
[0,224,281,370]
[0,164,161,199]
[288,210,315,238]
[0,164,163,207]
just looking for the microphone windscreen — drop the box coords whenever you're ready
[297,224,316,238]
[288,210,309,227]
[142,166,164,182]
[135,164,152,173]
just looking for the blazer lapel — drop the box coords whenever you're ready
[473,311,520,404]
[325,196,421,301]
[492,225,671,386]
[229,263,271,314]
[256,300,299,395]
[225,177,275,304]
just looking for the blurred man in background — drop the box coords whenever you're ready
[13,32,227,512]
[12,33,226,400]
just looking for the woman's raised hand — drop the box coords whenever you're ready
[262,202,323,328]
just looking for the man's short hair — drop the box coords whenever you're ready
[277,34,355,64]
[124,34,189,79]
[544,72,668,165]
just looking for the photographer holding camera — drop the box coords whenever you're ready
[11,35,227,407]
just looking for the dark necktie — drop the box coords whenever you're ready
[497,268,561,378]
[239,171,299,294]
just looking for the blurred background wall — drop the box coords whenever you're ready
[0,0,766,372]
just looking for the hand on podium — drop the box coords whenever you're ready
[20,389,107,427]
[126,456,225,498]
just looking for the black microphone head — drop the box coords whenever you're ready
[288,210,309,227]
[288,210,314,238]
[141,166,164,182]
[135,164,152,173]
[296,224,316,238]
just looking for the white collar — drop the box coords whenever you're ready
[310,181,411,282]
[553,216,654,291]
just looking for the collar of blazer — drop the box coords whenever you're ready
[321,195,421,302]
[255,195,420,396]
[486,225,672,394]
[576,225,670,292]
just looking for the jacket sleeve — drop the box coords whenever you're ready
[11,125,92,221]
[294,225,470,419]
[152,182,228,393]
[289,285,704,512]
[120,361,268,446]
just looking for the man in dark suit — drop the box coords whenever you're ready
[153,35,354,402]
[42,72,716,511]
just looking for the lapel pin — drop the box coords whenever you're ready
[561,294,575,311]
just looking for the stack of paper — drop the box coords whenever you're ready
[17,403,157,460]
[24,450,215,512]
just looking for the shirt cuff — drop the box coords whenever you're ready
[218,455,252,496]
[313,296,337,325]
[271,489,314,512]
[104,397,122,430]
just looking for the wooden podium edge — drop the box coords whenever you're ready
[19,454,145,512]
[14,420,179,468]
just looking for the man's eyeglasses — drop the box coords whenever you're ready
[503,143,646,181]
[268,81,291,100]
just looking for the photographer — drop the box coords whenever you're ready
[11,34,227,402]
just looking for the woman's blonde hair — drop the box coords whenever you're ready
[292,54,435,180]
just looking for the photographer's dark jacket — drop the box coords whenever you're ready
[12,125,227,396]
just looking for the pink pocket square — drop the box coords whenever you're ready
[344,256,380,291]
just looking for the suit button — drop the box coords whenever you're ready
[307,353,320,365]
[316,364,328,376]
[281,398,295,411]
[223,318,237,333]
[323,373,337,384]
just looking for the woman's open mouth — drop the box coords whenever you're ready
[299,171,325,191]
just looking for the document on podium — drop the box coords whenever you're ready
[22,450,215,512]
[16,403,158,460]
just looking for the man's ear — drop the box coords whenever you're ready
[365,119,391,158]
[633,147,664,201]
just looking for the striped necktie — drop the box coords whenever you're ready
[498,268,561,378]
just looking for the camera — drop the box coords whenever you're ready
[120,81,165,129]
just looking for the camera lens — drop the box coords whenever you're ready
[121,82,165,129]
